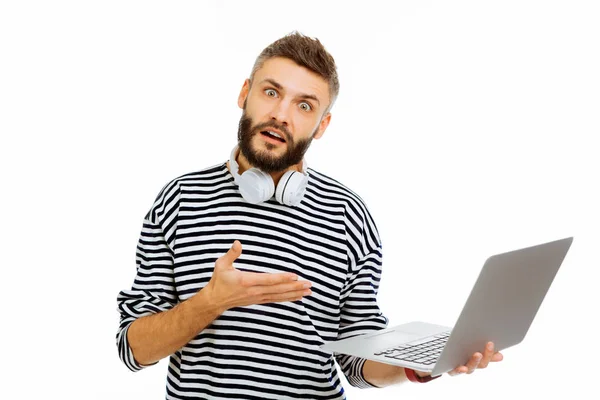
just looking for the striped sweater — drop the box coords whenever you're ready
[116,162,388,399]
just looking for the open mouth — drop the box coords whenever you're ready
[261,130,286,143]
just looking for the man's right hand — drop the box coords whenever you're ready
[128,240,311,366]
[202,240,312,314]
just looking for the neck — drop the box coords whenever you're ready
[231,149,303,187]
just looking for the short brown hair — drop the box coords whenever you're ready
[250,31,339,113]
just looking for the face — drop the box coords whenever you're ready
[236,57,332,173]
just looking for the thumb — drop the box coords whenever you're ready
[218,240,242,267]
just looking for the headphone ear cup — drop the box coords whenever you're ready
[238,168,275,204]
[275,170,308,206]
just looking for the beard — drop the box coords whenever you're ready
[237,109,315,173]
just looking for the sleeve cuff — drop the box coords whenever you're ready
[348,357,379,389]
[119,322,158,372]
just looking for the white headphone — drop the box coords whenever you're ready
[229,145,309,206]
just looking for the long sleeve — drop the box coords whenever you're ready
[335,198,389,388]
[116,179,181,372]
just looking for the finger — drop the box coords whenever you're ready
[248,280,312,296]
[447,351,484,377]
[466,352,482,374]
[478,342,495,369]
[217,240,243,267]
[491,352,504,362]
[255,288,312,304]
[447,366,468,377]
[240,270,300,287]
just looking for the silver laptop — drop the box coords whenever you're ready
[321,237,573,377]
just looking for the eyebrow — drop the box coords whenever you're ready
[260,78,321,107]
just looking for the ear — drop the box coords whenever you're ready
[237,79,251,109]
[313,112,331,140]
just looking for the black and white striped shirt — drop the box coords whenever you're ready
[116,162,388,399]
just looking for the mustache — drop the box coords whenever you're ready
[253,121,292,142]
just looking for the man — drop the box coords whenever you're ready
[116,31,502,399]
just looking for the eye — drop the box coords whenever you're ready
[265,89,278,97]
[299,102,312,112]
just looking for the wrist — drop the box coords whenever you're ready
[405,368,440,383]
[192,284,225,317]
[415,370,430,378]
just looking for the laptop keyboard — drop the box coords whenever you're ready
[374,332,451,365]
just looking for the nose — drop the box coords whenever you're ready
[269,99,291,126]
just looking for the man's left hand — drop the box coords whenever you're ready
[446,341,503,377]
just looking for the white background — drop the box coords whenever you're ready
[1,1,599,399]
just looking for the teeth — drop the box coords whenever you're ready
[268,131,282,139]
